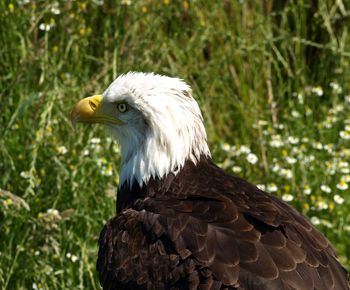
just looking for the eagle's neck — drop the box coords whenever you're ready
[119,145,210,188]
[118,126,211,188]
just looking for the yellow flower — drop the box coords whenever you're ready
[37,212,43,219]
[305,107,312,116]
[100,157,107,164]
[8,3,14,12]
[114,175,119,184]
[35,130,43,140]
[79,28,86,36]
[103,163,113,176]
[199,13,205,27]
[182,1,189,10]
[78,2,87,11]
[303,203,310,211]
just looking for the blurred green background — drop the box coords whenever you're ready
[1,0,350,289]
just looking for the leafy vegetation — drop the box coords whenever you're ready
[1,1,350,289]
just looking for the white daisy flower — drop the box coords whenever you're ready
[334,194,345,205]
[258,120,268,126]
[320,185,331,193]
[340,131,350,140]
[329,82,342,94]
[291,110,300,118]
[239,145,251,155]
[280,169,293,179]
[90,137,101,144]
[246,153,258,164]
[303,186,312,195]
[282,194,294,202]
[342,175,350,182]
[311,86,323,97]
[310,216,321,225]
[285,157,297,164]
[311,86,323,96]
[269,135,283,148]
[71,255,79,263]
[340,168,350,174]
[57,145,68,155]
[287,136,299,144]
[39,23,51,31]
[317,200,328,210]
[47,208,59,217]
[20,171,30,179]
[336,180,348,191]
[256,184,266,191]
[312,142,323,150]
[232,166,242,173]
[267,183,278,192]
[271,164,280,172]
[51,3,61,15]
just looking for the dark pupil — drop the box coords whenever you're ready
[119,104,125,111]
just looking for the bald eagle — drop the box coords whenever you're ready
[71,72,349,290]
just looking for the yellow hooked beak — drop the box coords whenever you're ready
[71,95,123,125]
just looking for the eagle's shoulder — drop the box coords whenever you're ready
[97,156,349,290]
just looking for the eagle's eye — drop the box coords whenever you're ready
[116,102,128,113]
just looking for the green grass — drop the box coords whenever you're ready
[1,0,350,289]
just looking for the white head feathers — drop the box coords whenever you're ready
[102,72,211,187]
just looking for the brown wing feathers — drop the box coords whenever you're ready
[97,157,350,290]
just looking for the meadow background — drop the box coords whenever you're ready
[1,0,350,289]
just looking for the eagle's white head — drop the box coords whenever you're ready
[71,72,211,186]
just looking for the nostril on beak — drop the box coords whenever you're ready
[89,100,97,111]
[89,95,102,111]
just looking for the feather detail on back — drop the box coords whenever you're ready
[97,156,350,290]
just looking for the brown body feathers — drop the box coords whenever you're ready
[97,156,349,290]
